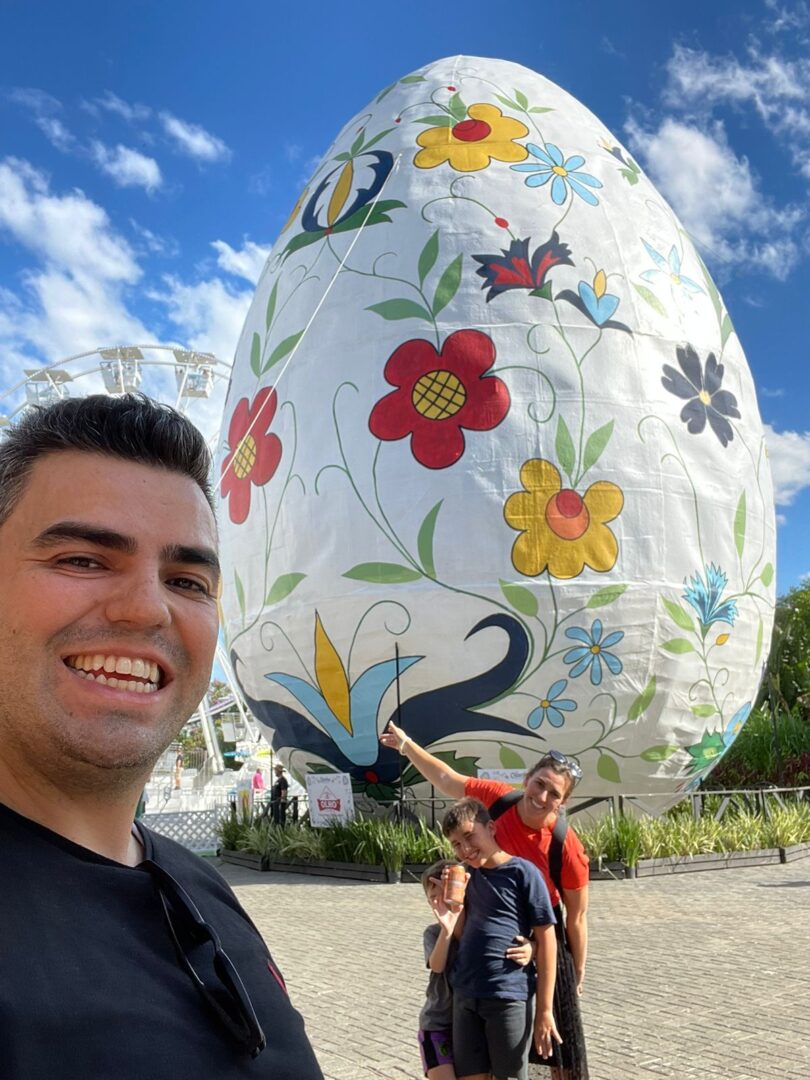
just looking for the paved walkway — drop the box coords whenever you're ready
[222,860,810,1080]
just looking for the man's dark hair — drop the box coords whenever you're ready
[0,394,214,525]
[442,796,491,837]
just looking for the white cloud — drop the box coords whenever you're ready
[35,116,75,151]
[765,0,810,34]
[760,386,785,398]
[159,112,230,162]
[90,91,151,123]
[91,142,162,193]
[8,87,61,114]
[763,423,810,505]
[625,117,803,278]
[211,239,270,284]
[0,158,150,364]
[151,276,251,364]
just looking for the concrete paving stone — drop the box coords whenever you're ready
[222,859,810,1080]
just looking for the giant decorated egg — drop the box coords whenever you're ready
[217,56,775,811]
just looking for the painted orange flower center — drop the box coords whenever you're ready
[545,489,590,540]
[552,165,568,177]
[452,118,492,142]
[233,435,258,480]
[698,390,711,406]
[412,369,467,419]
[590,644,601,655]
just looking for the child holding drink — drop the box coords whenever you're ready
[419,858,534,1080]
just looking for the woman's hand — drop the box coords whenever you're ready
[534,1008,563,1059]
[505,935,534,968]
[379,721,408,753]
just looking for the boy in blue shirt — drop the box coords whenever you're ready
[443,797,560,1080]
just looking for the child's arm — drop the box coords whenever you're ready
[427,881,464,972]
[532,924,562,1059]
[505,935,534,966]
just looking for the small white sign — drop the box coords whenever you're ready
[306,772,355,826]
[477,768,525,788]
[220,721,237,743]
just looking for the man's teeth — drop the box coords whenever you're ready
[66,654,160,690]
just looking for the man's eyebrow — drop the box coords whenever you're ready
[32,522,137,554]
[162,544,221,582]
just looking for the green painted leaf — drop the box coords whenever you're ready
[417,500,442,577]
[265,572,306,606]
[555,415,575,481]
[628,676,656,722]
[495,94,518,110]
[350,130,366,156]
[264,330,304,372]
[432,254,463,316]
[447,92,467,121]
[333,152,352,162]
[620,168,639,186]
[418,230,439,287]
[265,279,279,330]
[640,745,679,762]
[343,562,422,584]
[663,598,695,632]
[499,746,526,769]
[662,638,694,654]
[587,583,628,608]
[529,106,553,113]
[582,420,614,475]
[414,114,454,127]
[755,617,764,665]
[366,299,433,322]
[597,754,621,783]
[499,579,539,617]
[363,127,395,151]
[250,332,262,378]
[760,562,774,587]
[696,250,723,322]
[514,88,528,109]
[691,704,717,718]
[734,491,746,558]
[234,569,246,621]
[400,74,426,84]
[720,313,734,348]
[375,83,396,103]
[431,750,479,777]
[632,281,667,318]
[529,281,553,300]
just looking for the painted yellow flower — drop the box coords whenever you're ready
[414,104,529,173]
[504,459,623,579]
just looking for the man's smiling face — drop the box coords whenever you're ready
[0,450,220,786]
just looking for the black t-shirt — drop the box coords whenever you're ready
[271,776,288,802]
[0,802,323,1080]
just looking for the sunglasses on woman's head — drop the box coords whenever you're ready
[545,749,583,783]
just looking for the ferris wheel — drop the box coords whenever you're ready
[0,344,264,788]
[0,343,231,446]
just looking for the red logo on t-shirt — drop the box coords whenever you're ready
[267,958,288,994]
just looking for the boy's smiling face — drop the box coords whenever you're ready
[447,817,499,868]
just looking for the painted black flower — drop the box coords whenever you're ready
[662,344,740,447]
[472,232,573,302]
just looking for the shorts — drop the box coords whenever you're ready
[453,995,532,1079]
[418,1029,454,1075]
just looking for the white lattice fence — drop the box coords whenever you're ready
[141,809,228,852]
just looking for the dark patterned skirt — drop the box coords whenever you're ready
[528,921,589,1079]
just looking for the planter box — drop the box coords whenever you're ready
[588,859,626,881]
[634,848,783,877]
[780,842,810,864]
[220,849,268,871]
[267,858,388,882]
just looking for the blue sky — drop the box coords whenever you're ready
[1,0,808,592]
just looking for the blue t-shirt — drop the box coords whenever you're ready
[450,855,556,1001]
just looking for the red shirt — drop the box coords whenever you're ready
[464,777,589,907]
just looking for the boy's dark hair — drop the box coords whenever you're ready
[442,797,491,837]
[0,394,214,525]
[420,858,461,893]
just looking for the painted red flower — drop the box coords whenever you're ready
[369,330,510,469]
[472,231,573,302]
[221,388,282,524]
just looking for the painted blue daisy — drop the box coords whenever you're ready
[640,241,703,295]
[527,679,577,729]
[683,564,738,632]
[563,619,624,685]
[723,702,752,748]
[511,142,603,206]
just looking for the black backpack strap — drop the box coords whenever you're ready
[488,788,523,821]
[548,814,569,900]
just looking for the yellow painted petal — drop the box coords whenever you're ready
[414,145,453,169]
[327,161,354,227]
[546,539,589,579]
[593,270,607,299]
[583,480,624,524]
[577,522,619,574]
[416,125,456,150]
[314,612,351,734]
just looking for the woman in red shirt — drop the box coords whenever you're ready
[380,722,589,1080]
